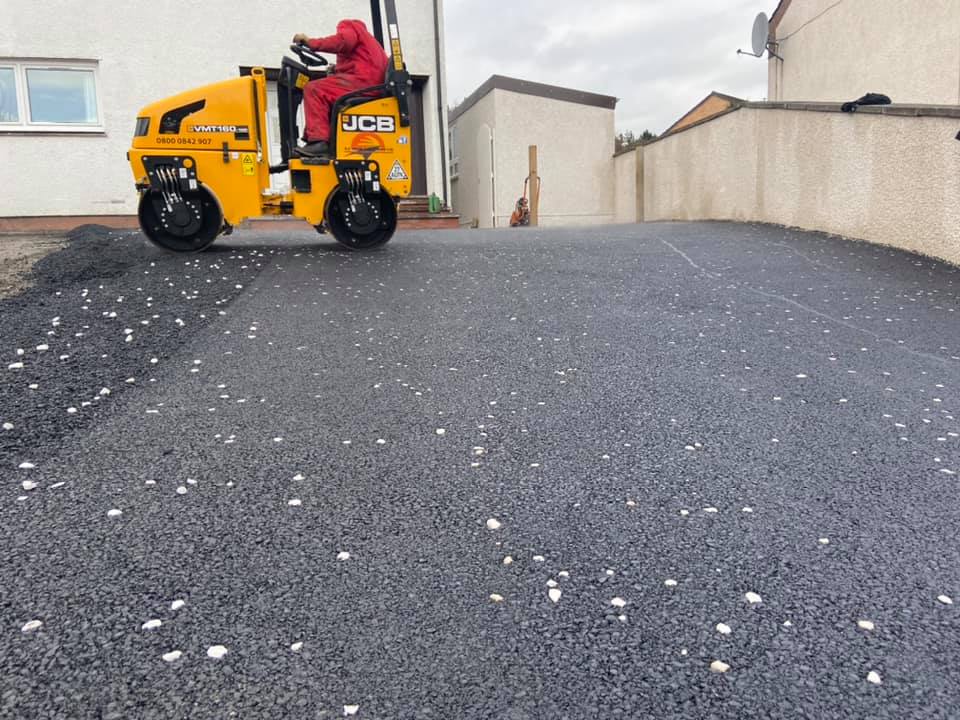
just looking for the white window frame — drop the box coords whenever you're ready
[0,59,104,133]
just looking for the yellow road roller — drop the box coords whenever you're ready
[128,0,412,252]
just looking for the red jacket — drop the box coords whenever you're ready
[307,20,389,85]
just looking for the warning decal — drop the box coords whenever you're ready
[241,153,256,176]
[387,160,409,181]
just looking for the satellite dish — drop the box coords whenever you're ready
[738,11,779,59]
[751,12,769,56]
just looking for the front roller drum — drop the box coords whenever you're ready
[138,186,223,253]
[322,189,398,250]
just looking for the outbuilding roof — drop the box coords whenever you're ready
[449,75,618,124]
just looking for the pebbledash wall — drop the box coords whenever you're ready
[0,0,449,225]
[614,103,960,265]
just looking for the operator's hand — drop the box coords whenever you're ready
[292,33,310,45]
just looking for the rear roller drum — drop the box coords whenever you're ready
[323,189,397,250]
[138,186,223,253]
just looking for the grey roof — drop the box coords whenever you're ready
[449,75,618,123]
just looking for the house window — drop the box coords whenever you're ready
[0,67,19,123]
[0,60,103,131]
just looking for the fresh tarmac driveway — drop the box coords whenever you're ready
[2,222,959,719]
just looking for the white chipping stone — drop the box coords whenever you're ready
[21,481,37,491]
[664,579,678,587]
[99,388,111,396]
[489,593,504,603]
[938,595,954,605]
[704,507,719,514]
[107,509,123,517]
[680,509,690,516]
[176,486,187,495]
[710,660,731,674]
[376,439,386,445]
[343,706,360,717]
[435,428,446,436]
[141,619,162,630]
[867,671,882,685]
[742,507,754,513]
[288,499,302,507]
[8,362,24,370]
[558,571,569,578]
[548,588,562,603]
[18,462,35,470]
[21,620,43,633]
[67,407,77,414]
[626,500,637,507]
[716,623,732,635]
[293,473,305,481]
[532,555,546,563]
[818,538,830,545]
[206,645,228,659]
[171,600,186,611]
[485,518,502,530]
[337,551,351,561]
[162,650,183,662]
[857,620,875,631]
[290,642,303,652]
[611,597,627,609]
[745,592,763,605]
[2,423,13,431]
[502,556,513,565]
[36,344,49,352]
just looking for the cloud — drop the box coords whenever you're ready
[443,0,771,133]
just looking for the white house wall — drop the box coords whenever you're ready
[769,0,960,105]
[0,0,448,218]
[491,89,615,228]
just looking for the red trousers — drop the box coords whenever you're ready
[303,75,366,142]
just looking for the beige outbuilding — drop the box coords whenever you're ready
[449,76,617,228]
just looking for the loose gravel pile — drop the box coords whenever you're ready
[0,226,262,463]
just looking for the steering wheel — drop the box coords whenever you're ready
[290,44,328,67]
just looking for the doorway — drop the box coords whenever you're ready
[407,77,428,196]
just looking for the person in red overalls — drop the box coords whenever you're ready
[292,20,389,157]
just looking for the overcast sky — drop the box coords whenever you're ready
[443,0,772,135]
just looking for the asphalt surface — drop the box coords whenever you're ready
[2,222,959,719]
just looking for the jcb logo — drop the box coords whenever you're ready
[342,115,396,133]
